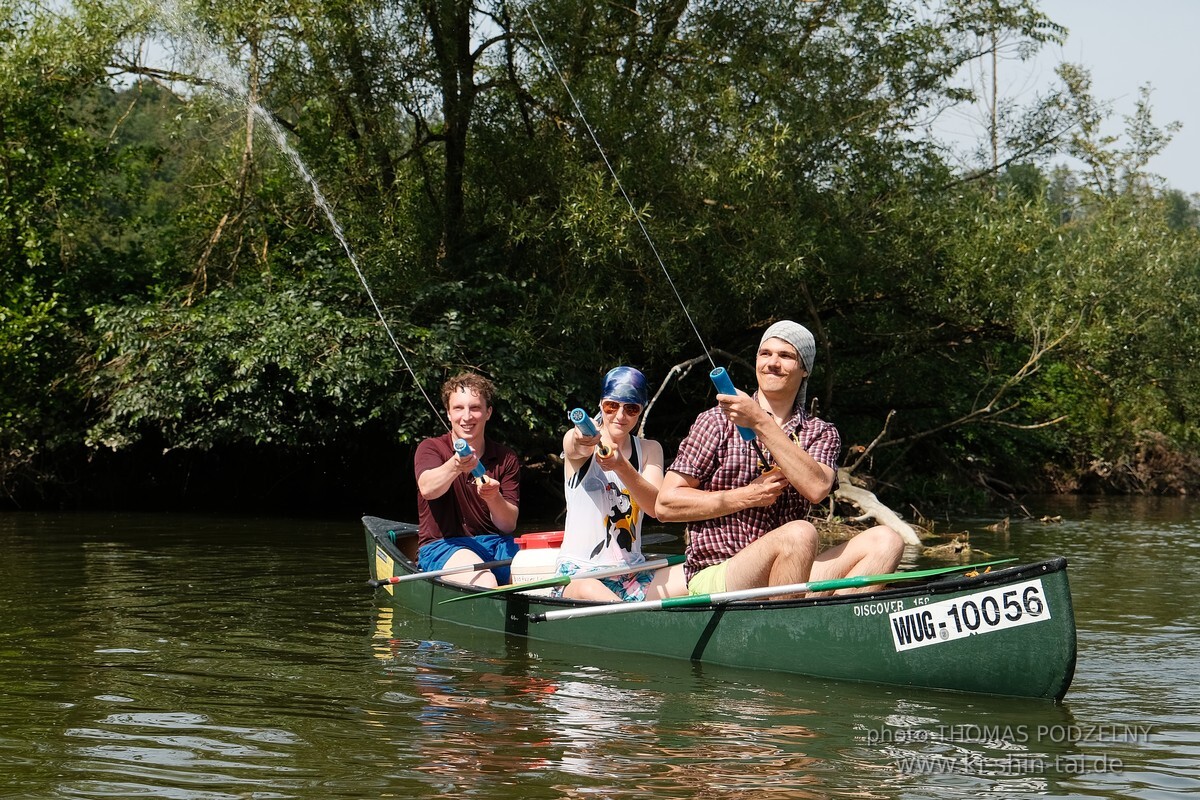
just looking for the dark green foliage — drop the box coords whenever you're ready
[86,281,399,450]
[4,0,1200,510]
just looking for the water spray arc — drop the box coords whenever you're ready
[250,111,449,432]
[152,1,450,432]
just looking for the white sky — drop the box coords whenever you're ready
[935,0,1200,196]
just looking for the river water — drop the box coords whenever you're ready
[1,498,1196,799]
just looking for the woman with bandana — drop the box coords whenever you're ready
[554,367,686,601]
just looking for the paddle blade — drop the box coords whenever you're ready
[439,554,685,605]
[833,557,1019,588]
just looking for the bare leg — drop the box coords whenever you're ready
[724,520,820,595]
[562,578,621,601]
[438,547,500,588]
[809,525,905,595]
[643,563,688,600]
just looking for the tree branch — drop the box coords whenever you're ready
[639,349,741,437]
[881,321,1076,449]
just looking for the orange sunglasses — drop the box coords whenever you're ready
[601,399,643,416]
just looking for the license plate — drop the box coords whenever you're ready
[889,578,1051,652]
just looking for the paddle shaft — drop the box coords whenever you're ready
[368,558,513,587]
[439,554,685,604]
[531,558,1017,622]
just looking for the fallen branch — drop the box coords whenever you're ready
[834,468,922,546]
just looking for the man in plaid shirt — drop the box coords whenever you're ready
[656,321,904,596]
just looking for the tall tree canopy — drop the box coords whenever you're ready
[3,0,1199,509]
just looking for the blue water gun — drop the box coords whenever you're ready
[709,366,770,469]
[568,407,612,457]
[452,438,488,480]
[569,407,598,436]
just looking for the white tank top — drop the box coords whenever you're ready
[557,437,646,569]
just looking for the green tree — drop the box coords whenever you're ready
[0,0,151,491]
[6,0,1200,509]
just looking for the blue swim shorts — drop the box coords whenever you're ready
[418,534,520,584]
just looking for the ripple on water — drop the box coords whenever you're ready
[60,713,309,799]
[6,509,1200,799]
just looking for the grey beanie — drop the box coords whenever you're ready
[759,320,816,410]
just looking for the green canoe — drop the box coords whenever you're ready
[364,515,1076,701]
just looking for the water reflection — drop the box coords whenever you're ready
[369,604,1101,798]
[365,494,1200,799]
[3,507,1200,799]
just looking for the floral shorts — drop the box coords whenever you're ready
[549,559,654,602]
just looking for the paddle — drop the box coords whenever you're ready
[438,554,686,604]
[530,558,1018,622]
[367,558,514,587]
[367,529,674,589]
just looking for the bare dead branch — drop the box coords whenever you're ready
[982,415,1069,430]
[845,409,895,474]
[834,468,922,545]
[880,320,1077,449]
[639,349,741,437]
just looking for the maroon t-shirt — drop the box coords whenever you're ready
[414,432,521,548]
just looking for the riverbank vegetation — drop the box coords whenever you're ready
[3,0,1199,514]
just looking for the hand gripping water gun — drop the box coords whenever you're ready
[568,408,612,457]
[709,367,770,471]
[452,438,488,481]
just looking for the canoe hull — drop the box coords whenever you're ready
[364,516,1076,701]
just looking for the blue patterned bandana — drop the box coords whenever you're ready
[601,366,649,406]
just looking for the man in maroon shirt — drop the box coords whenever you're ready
[656,321,903,596]
[414,372,521,587]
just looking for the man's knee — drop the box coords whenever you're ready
[861,525,906,561]
[768,520,819,554]
[442,547,498,587]
[444,547,483,568]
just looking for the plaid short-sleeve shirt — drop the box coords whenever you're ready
[668,396,841,581]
